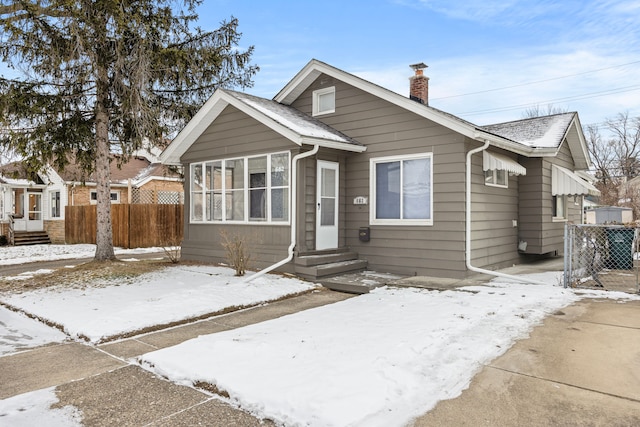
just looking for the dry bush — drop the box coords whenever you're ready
[160,234,182,264]
[219,229,251,276]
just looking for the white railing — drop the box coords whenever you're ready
[8,213,15,246]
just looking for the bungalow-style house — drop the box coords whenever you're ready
[160,59,599,281]
[0,151,183,245]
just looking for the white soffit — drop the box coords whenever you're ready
[483,151,526,175]
[552,165,601,196]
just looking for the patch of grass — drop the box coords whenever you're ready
[0,259,172,294]
[193,381,230,398]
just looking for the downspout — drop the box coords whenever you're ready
[244,144,320,282]
[466,141,548,285]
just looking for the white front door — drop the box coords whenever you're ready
[316,160,339,250]
[26,192,43,231]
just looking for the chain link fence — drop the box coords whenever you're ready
[564,224,640,294]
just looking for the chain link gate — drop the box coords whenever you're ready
[564,224,640,294]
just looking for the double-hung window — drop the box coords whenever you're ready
[90,190,120,204]
[190,151,290,224]
[553,195,567,221]
[484,169,507,187]
[370,153,433,225]
[50,191,62,218]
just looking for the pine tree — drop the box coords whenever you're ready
[0,1,257,260]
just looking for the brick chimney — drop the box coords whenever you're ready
[409,63,429,105]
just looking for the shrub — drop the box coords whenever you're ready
[161,235,182,264]
[0,235,7,246]
[219,229,251,276]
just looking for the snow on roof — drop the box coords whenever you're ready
[0,175,32,186]
[225,90,362,147]
[481,113,575,148]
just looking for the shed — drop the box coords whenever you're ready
[585,206,633,224]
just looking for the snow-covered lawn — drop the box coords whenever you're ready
[1,265,317,343]
[0,306,68,356]
[0,244,163,266]
[139,274,640,427]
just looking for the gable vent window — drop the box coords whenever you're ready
[312,87,335,116]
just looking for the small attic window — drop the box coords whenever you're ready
[312,87,335,116]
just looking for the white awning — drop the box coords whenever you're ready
[552,165,601,196]
[483,151,526,175]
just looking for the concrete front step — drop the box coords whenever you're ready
[295,259,368,280]
[295,251,360,267]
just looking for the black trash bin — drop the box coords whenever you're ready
[606,227,635,270]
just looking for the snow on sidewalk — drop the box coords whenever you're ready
[140,273,581,427]
[1,265,317,343]
[0,306,68,356]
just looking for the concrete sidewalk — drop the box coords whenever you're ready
[411,298,640,426]
[0,289,354,426]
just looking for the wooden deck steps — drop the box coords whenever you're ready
[13,231,51,246]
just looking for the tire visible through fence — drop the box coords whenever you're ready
[564,224,640,294]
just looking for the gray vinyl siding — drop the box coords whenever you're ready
[518,141,579,255]
[180,105,298,270]
[296,149,348,254]
[469,146,521,269]
[292,75,471,278]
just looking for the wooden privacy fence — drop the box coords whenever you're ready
[65,204,183,248]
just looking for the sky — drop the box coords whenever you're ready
[198,0,640,131]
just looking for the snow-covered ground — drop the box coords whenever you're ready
[1,245,639,426]
[0,387,82,426]
[0,306,68,356]
[0,244,163,266]
[2,265,317,343]
[140,276,584,427]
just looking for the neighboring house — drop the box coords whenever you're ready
[160,59,599,280]
[0,153,183,244]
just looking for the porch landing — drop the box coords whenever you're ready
[318,257,566,294]
[317,270,407,294]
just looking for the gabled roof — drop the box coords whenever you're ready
[161,89,365,165]
[0,162,47,187]
[482,113,575,148]
[482,113,591,169]
[58,155,181,186]
[162,59,592,170]
[1,156,181,188]
[273,59,592,168]
[275,59,489,143]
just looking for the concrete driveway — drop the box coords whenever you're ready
[411,298,640,426]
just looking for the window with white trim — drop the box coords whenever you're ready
[312,87,335,116]
[50,190,62,218]
[484,169,507,187]
[370,153,433,225]
[190,152,290,223]
[553,195,567,220]
[90,190,120,204]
